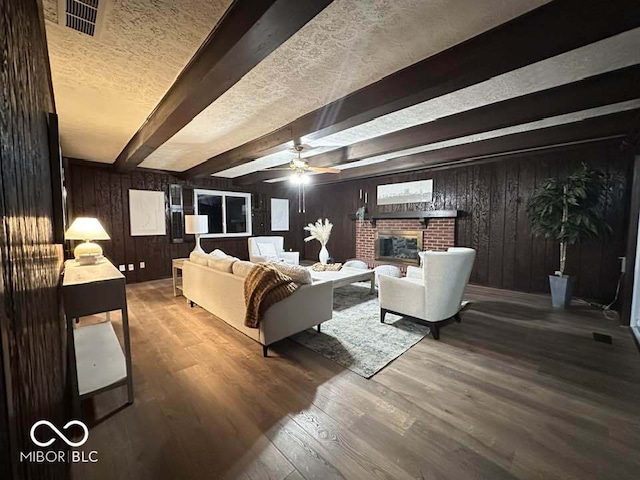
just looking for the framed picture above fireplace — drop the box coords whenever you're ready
[377,179,433,205]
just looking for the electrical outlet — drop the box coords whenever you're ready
[128,264,134,271]
[118,265,126,272]
[140,261,146,269]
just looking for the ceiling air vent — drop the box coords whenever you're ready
[61,0,101,37]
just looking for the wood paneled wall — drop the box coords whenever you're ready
[67,139,632,304]
[65,162,295,283]
[292,140,632,304]
[0,0,68,478]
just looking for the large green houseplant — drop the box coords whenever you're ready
[526,164,610,308]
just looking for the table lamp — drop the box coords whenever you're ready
[65,217,110,260]
[185,215,208,254]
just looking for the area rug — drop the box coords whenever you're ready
[291,284,430,378]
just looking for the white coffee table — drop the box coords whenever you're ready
[309,267,376,293]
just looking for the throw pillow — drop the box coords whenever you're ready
[311,262,343,271]
[207,256,238,273]
[232,260,255,278]
[270,262,312,284]
[256,242,278,258]
[189,251,209,266]
[209,249,228,258]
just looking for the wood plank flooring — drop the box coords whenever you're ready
[72,280,640,480]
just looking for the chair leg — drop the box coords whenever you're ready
[189,300,195,308]
[262,345,268,357]
[380,308,388,323]
[454,313,461,323]
[430,323,440,340]
[317,323,321,333]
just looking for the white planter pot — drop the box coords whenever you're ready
[319,245,329,265]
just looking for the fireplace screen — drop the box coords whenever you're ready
[375,230,423,265]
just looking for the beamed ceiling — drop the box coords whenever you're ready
[44,0,640,185]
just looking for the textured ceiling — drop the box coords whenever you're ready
[219,27,640,179]
[44,0,232,163]
[263,99,640,183]
[139,0,548,171]
[335,100,640,170]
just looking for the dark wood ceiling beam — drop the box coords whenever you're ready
[233,65,640,185]
[113,0,333,172]
[307,109,637,184]
[187,0,640,178]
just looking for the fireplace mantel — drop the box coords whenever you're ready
[349,210,459,227]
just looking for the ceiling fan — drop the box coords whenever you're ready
[261,144,341,213]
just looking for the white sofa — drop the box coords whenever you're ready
[183,257,332,356]
[248,236,299,265]
[379,247,476,339]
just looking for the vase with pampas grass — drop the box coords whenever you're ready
[304,218,333,264]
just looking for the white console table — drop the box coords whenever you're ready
[62,259,133,417]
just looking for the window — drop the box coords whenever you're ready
[193,189,252,237]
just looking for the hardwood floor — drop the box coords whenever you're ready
[72,280,640,480]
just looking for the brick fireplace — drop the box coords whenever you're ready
[355,217,456,271]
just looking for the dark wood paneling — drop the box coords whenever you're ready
[288,140,632,303]
[66,162,291,283]
[488,163,506,288]
[502,162,519,290]
[0,0,68,478]
[530,158,552,293]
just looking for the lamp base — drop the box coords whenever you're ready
[190,234,205,255]
[74,241,103,259]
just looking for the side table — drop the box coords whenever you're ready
[172,258,188,297]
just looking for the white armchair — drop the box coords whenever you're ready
[406,247,470,279]
[248,236,300,265]
[378,248,475,339]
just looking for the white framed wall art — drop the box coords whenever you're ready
[270,198,290,231]
[129,189,166,236]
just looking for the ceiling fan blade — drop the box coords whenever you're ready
[309,167,341,174]
[258,167,292,172]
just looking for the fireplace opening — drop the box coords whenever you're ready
[375,230,423,265]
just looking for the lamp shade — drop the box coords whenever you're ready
[185,215,208,235]
[65,217,110,241]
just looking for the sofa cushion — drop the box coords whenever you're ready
[256,242,278,257]
[209,249,228,258]
[207,256,238,273]
[189,251,210,266]
[270,262,312,284]
[232,260,255,278]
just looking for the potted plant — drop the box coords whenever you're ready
[526,163,610,308]
[304,218,333,264]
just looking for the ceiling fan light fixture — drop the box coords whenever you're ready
[292,158,307,168]
[290,171,309,184]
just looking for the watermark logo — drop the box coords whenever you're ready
[30,420,89,448]
[20,420,97,464]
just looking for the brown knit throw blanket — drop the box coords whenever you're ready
[244,263,300,328]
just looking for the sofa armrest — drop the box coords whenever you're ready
[379,276,425,320]
[278,251,299,265]
[260,280,333,345]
